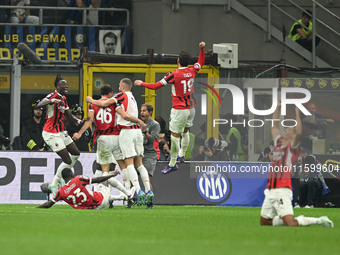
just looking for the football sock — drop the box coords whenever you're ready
[296,215,320,226]
[272,216,284,226]
[109,194,127,201]
[51,154,79,187]
[137,165,150,192]
[169,135,180,167]
[121,168,131,190]
[127,164,141,192]
[108,170,117,193]
[107,177,131,196]
[93,170,102,192]
[178,132,189,158]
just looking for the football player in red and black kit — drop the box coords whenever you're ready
[86,79,152,207]
[37,168,132,209]
[260,102,333,227]
[73,84,144,202]
[37,75,81,195]
[134,41,206,174]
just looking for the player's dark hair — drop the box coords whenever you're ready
[61,168,73,180]
[142,104,153,113]
[54,74,63,87]
[121,78,133,90]
[100,84,113,96]
[103,32,117,44]
[302,10,312,19]
[179,51,191,67]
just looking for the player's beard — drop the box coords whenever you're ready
[34,113,42,119]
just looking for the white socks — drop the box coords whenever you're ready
[296,215,320,226]
[51,155,79,187]
[178,132,189,158]
[169,135,180,167]
[127,164,141,192]
[272,216,284,226]
[137,165,150,192]
[121,168,131,190]
[107,176,131,196]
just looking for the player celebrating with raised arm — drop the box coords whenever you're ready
[37,74,81,195]
[260,102,333,227]
[86,78,151,207]
[134,41,206,174]
[37,168,133,209]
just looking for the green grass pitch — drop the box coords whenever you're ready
[0,204,338,255]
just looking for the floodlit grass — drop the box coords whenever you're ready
[0,205,338,255]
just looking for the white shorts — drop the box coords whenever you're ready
[95,184,110,210]
[42,131,73,152]
[96,135,124,165]
[260,188,294,219]
[169,108,195,134]
[119,129,144,158]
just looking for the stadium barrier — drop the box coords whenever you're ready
[0,151,268,206]
[1,152,339,206]
[153,161,267,206]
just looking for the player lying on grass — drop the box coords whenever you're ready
[260,102,333,227]
[37,168,135,209]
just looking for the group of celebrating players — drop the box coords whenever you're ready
[37,41,206,210]
[35,40,334,228]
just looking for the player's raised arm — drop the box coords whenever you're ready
[86,96,116,107]
[91,172,118,183]
[291,106,302,147]
[134,79,165,90]
[197,41,206,67]
[37,97,61,107]
[116,107,146,129]
[271,101,281,140]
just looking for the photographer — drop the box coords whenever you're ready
[66,104,91,152]
[159,131,171,161]
[195,137,230,161]
[297,155,330,208]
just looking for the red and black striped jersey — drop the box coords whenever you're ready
[266,136,301,190]
[52,176,104,209]
[161,64,201,109]
[43,91,69,133]
[140,48,205,110]
[88,98,119,142]
[115,91,140,129]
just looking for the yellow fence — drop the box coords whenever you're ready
[81,62,220,138]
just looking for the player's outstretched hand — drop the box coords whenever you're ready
[86,96,93,103]
[134,80,143,86]
[72,132,81,141]
[199,41,206,49]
